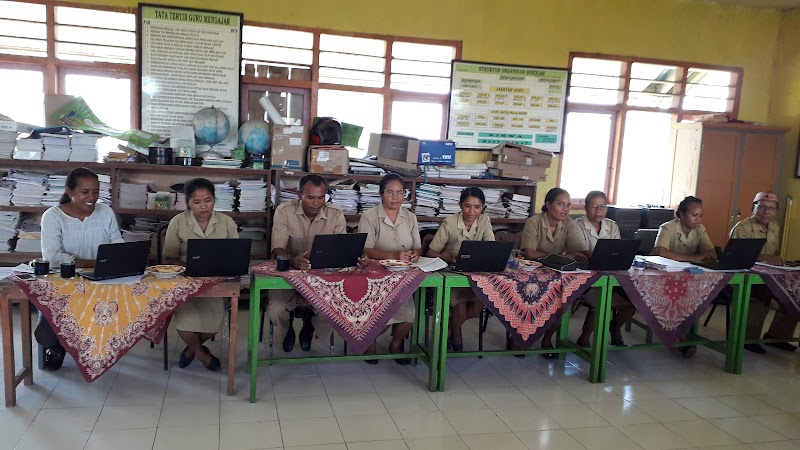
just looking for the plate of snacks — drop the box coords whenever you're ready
[379,259,412,271]
[517,259,542,271]
[146,265,185,278]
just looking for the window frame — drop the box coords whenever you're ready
[559,52,743,205]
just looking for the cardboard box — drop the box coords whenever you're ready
[418,140,456,166]
[271,125,306,170]
[308,145,349,175]
[369,132,420,169]
[491,143,553,167]
[488,166,548,181]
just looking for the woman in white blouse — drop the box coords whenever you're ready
[37,167,123,370]
[575,190,634,347]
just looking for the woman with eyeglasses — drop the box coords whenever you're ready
[359,174,421,364]
[520,187,589,355]
[427,187,494,351]
[731,191,796,354]
[575,191,635,347]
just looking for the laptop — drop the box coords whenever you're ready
[454,241,514,272]
[309,233,367,269]
[586,239,640,270]
[185,238,252,277]
[694,238,767,270]
[79,240,150,281]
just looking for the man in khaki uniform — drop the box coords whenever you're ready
[271,174,346,352]
[731,191,797,354]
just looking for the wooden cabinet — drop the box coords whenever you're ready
[667,122,788,247]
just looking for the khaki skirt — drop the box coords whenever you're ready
[173,297,225,333]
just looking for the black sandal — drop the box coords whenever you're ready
[178,346,194,368]
[201,345,221,372]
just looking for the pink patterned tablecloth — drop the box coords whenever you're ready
[749,265,800,321]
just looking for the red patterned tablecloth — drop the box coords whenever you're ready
[749,265,800,321]
[463,268,599,349]
[14,274,232,382]
[251,262,428,354]
[613,269,733,346]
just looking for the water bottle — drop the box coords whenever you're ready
[633,255,646,270]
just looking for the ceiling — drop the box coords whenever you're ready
[692,0,800,9]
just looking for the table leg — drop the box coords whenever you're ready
[597,279,615,384]
[731,279,751,374]
[428,283,442,392]
[589,280,608,383]
[436,286,451,391]
[1,298,16,407]
[410,290,420,365]
[227,295,238,396]
[249,287,261,403]
[20,300,32,386]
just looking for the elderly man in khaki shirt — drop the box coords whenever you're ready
[271,174,346,352]
[731,191,797,354]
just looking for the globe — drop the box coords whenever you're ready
[193,106,230,146]
[238,119,271,155]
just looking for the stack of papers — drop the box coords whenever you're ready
[69,133,100,162]
[329,181,358,214]
[42,175,66,207]
[0,180,14,206]
[424,164,487,179]
[349,161,385,176]
[0,130,16,158]
[202,158,241,169]
[439,185,465,217]
[14,218,41,253]
[214,182,235,211]
[504,192,531,219]
[124,216,168,257]
[117,182,148,209]
[358,183,381,212]
[236,179,267,212]
[418,222,440,231]
[482,188,507,218]
[42,134,71,161]
[415,184,440,217]
[279,188,297,204]
[8,171,46,206]
[643,256,694,272]
[98,173,112,204]
[13,138,42,160]
[0,212,20,252]
[412,257,449,272]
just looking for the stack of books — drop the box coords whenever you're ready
[14,138,43,160]
[42,175,67,207]
[98,173,112,204]
[424,164,487,179]
[329,181,358,214]
[439,185,465,217]
[7,171,46,206]
[358,183,381,212]
[482,187,508,218]
[214,182,235,211]
[0,180,14,206]
[0,212,20,252]
[0,130,16,159]
[14,218,41,253]
[504,192,532,219]
[42,134,71,161]
[349,161,385,176]
[202,158,241,169]
[117,182,148,209]
[415,184,440,217]
[69,133,100,162]
[278,187,297,205]
[236,179,268,212]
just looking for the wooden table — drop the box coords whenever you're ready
[0,279,242,407]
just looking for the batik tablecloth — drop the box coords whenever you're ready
[749,265,800,321]
[14,274,231,382]
[250,261,428,354]
[463,268,599,349]
[613,269,733,346]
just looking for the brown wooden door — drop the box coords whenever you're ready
[695,130,740,247]
[735,132,781,225]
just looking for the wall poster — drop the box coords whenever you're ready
[447,60,569,153]
[139,4,242,155]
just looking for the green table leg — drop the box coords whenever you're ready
[249,284,261,403]
[588,280,609,383]
[436,284,452,391]
[597,278,616,383]
[732,278,754,374]
[427,284,443,391]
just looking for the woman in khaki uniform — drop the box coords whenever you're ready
[427,187,495,351]
[652,195,716,358]
[359,174,421,364]
[164,178,239,371]
[520,187,589,356]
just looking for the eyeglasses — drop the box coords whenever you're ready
[383,190,405,198]
[588,204,608,210]
[756,204,777,212]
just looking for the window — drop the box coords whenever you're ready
[55,7,136,64]
[0,67,44,125]
[560,53,742,206]
[240,23,460,155]
[0,1,47,58]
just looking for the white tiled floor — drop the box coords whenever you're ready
[3,307,800,449]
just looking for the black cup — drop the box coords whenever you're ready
[276,256,290,272]
[60,261,76,279]
[32,259,49,276]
